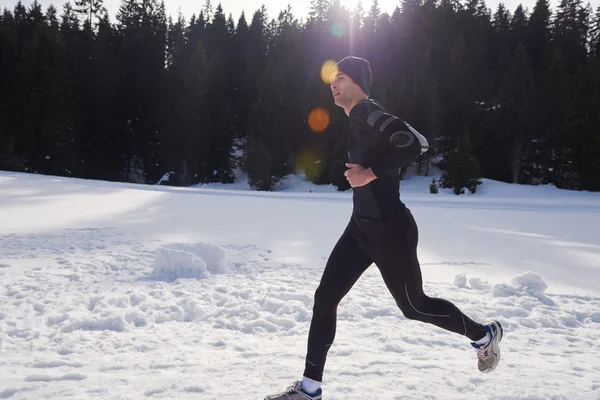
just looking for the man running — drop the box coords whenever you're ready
[265,56,503,400]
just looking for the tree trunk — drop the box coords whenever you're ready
[509,136,523,183]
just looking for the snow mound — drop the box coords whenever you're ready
[152,247,210,280]
[453,273,468,288]
[453,274,491,290]
[469,277,491,290]
[493,272,555,306]
[152,242,228,281]
[59,316,126,333]
[511,271,548,293]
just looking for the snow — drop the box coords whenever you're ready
[1,170,600,399]
[453,273,468,288]
[194,170,343,193]
[156,172,171,185]
[152,242,229,281]
[469,276,491,290]
[493,272,556,306]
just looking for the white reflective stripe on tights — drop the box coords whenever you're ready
[405,284,451,318]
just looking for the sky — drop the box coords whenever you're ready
[6,0,593,24]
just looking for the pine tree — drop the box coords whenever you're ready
[161,40,209,185]
[437,33,469,171]
[424,76,442,176]
[80,14,121,180]
[244,61,294,191]
[527,0,551,72]
[441,128,483,194]
[7,0,76,175]
[115,0,167,183]
[572,58,600,191]
[591,6,600,58]
[74,0,105,26]
[491,3,511,68]
[237,8,267,141]
[0,8,22,170]
[309,0,332,26]
[538,48,576,187]
[203,51,236,183]
[509,5,528,51]
[231,11,249,145]
[204,3,228,58]
[554,0,589,74]
[496,43,536,184]
[166,10,186,68]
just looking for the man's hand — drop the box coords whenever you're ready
[344,163,377,188]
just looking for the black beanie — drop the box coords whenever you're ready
[336,56,373,95]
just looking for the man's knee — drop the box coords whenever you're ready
[397,300,423,321]
[313,286,341,314]
[396,291,428,321]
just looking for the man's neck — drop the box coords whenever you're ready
[344,95,368,116]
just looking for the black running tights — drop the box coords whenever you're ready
[303,207,486,382]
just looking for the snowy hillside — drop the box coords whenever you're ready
[1,170,599,399]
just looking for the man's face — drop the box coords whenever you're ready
[330,71,361,108]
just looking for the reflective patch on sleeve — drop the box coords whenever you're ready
[367,109,430,155]
[389,131,414,148]
[379,116,399,132]
[366,110,385,127]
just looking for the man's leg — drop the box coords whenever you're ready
[303,218,373,383]
[373,209,487,341]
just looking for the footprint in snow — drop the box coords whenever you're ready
[24,373,87,382]
[31,360,84,368]
[0,388,19,399]
[184,386,205,393]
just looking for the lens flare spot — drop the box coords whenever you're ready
[331,22,346,37]
[320,60,338,84]
[296,148,325,181]
[308,108,330,133]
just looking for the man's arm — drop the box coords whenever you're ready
[351,103,429,178]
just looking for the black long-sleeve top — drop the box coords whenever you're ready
[347,99,429,219]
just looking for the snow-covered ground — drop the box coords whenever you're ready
[0,170,599,399]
